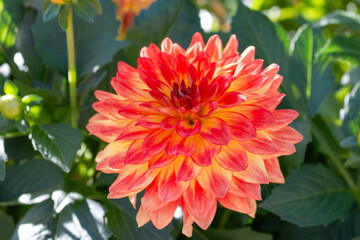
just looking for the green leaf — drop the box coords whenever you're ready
[42,0,61,22]
[0,209,14,240]
[203,227,273,240]
[260,164,354,227]
[85,0,102,15]
[322,35,360,66]
[11,199,111,240]
[340,136,358,148]
[290,25,335,116]
[0,159,64,204]
[278,209,360,240]
[314,10,360,32]
[3,80,19,96]
[104,198,174,240]
[15,119,28,134]
[344,153,360,168]
[32,0,126,77]
[58,4,70,31]
[21,94,43,106]
[0,138,6,181]
[29,124,83,173]
[341,82,360,136]
[4,136,37,162]
[73,0,94,22]
[0,0,17,48]
[122,0,202,65]
[231,2,290,76]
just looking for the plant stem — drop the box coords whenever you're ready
[310,120,360,205]
[66,4,78,128]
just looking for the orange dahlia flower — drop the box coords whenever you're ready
[87,33,303,236]
[113,0,156,39]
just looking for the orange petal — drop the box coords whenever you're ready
[230,177,262,200]
[222,34,238,58]
[142,129,174,157]
[199,117,231,145]
[176,119,201,138]
[125,139,152,165]
[240,132,279,155]
[218,192,257,217]
[214,141,248,171]
[158,163,190,202]
[150,199,180,229]
[214,112,256,140]
[268,110,299,131]
[141,180,167,212]
[217,92,247,108]
[264,158,285,183]
[183,180,216,223]
[204,35,222,61]
[116,121,151,141]
[136,205,151,227]
[175,157,203,182]
[166,135,197,157]
[197,161,232,198]
[87,114,126,143]
[191,136,221,166]
[233,154,269,184]
[235,105,276,130]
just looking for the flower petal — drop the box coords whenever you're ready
[218,192,257,217]
[197,161,232,198]
[230,177,262,200]
[269,109,299,131]
[175,157,203,182]
[214,112,256,140]
[214,141,248,171]
[183,180,216,223]
[233,153,269,184]
[150,199,180,229]
[126,139,152,165]
[176,119,201,138]
[235,105,276,130]
[199,117,231,145]
[222,34,238,58]
[264,158,285,183]
[166,135,197,157]
[191,136,221,166]
[142,129,174,157]
[240,132,279,155]
[217,92,247,108]
[158,163,190,202]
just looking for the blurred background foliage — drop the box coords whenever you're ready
[0,0,360,239]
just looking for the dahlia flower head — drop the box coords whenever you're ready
[87,33,303,237]
[113,0,156,39]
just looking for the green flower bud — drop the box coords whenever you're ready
[0,94,23,119]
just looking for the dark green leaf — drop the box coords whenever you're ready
[2,0,23,25]
[204,227,273,240]
[4,136,37,162]
[15,119,28,134]
[290,25,335,116]
[32,0,127,77]
[73,0,94,22]
[104,198,174,240]
[85,0,102,15]
[42,0,61,22]
[231,2,290,76]
[11,199,110,240]
[261,164,354,227]
[323,35,360,66]
[341,82,360,135]
[0,159,64,204]
[279,209,360,240]
[3,80,18,96]
[15,8,45,82]
[123,0,202,65]
[29,124,83,172]
[0,209,14,240]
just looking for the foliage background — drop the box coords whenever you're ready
[1,0,360,239]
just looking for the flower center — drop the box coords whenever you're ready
[171,80,201,110]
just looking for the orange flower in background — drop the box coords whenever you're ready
[113,0,156,39]
[87,33,303,236]
[50,0,67,5]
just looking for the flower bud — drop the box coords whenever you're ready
[0,94,23,119]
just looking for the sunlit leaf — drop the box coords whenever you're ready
[29,124,83,173]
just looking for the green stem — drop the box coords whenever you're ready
[66,4,78,128]
[218,209,231,228]
[311,121,360,205]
